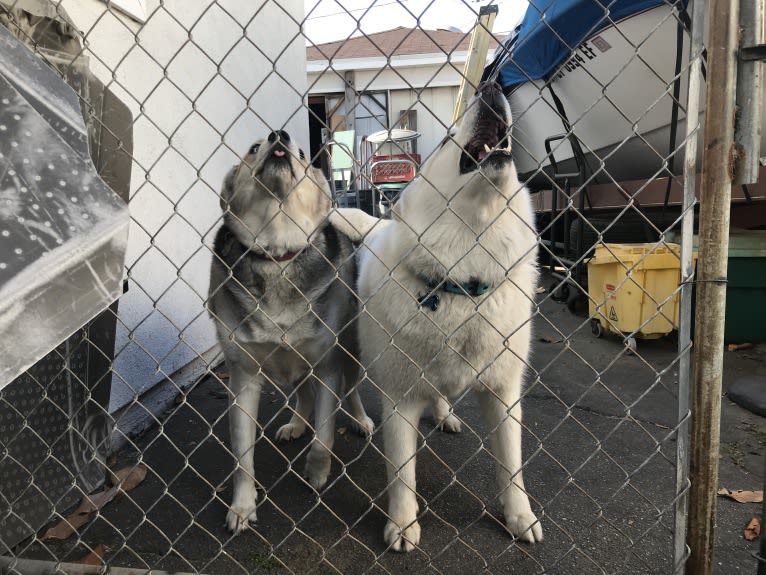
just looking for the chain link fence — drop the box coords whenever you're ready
[0,0,761,573]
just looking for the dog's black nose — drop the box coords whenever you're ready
[268,130,290,144]
[476,81,505,107]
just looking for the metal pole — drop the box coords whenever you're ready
[733,0,764,186]
[344,70,359,207]
[685,0,738,571]
[674,0,705,570]
[760,454,766,574]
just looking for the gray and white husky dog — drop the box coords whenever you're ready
[335,82,543,551]
[208,130,373,534]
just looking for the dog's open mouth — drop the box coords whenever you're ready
[459,109,512,174]
[256,142,295,180]
[459,126,512,174]
[268,142,291,164]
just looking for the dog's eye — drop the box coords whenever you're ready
[248,143,260,155]
[299,148,305,160]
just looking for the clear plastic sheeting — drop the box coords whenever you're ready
[0,24,128,386]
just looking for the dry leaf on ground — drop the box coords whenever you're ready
[111,463,148,492]
[538,336,563,344]
[727,342,754,352]
[744,517,761,541]
[41,464,148,541]
[718,488,764,503]
[40,487,119,541]
[74,544,107,565]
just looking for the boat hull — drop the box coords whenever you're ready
[508,5,720,190]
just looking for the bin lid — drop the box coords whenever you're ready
[728,229,766,258]
[590,242,683,269]
[665,229,766,258]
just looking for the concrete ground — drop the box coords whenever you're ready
[22,274,766,574]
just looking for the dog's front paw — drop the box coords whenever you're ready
[303,448,331,490]
[505,510,543,543]
[435,413,462,433]
[226,502,258,534]
[275,421,306,441]
[349,414,375,436]
[384,519,421,552]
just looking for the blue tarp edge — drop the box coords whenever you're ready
[491,0,680,89]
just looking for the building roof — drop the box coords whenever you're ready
[307,26,494,61]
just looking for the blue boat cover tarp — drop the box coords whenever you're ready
[491,0,675,89]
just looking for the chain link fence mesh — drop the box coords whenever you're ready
[0,0,748,573]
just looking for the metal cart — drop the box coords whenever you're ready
[364,129,421,217]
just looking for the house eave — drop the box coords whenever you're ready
[306,50,470,74]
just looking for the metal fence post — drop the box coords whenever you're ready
[760,455,766,574]
[734,0,764,186]
[685,0,739,572]
[674,0,706,570]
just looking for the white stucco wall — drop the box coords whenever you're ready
[59,0,308,415]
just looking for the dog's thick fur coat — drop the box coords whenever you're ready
[350,82,543,550]
[208,131,372,534]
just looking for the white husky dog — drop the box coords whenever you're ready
[336,82,542,551]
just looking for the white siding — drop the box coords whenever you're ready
[389,85,460,160]
[308,54,467,93]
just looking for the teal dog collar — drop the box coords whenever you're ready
[417,276,494,311]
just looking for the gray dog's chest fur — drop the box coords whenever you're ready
[209,222,357,364]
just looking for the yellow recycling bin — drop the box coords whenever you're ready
[587,243,693,350]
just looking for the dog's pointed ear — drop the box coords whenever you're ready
[220,165,238,212]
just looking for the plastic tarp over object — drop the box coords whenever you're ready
[0,24,129,386]
[489,0,673,89]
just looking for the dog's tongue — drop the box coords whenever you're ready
[274,149,286,157]
[475,142,493,162]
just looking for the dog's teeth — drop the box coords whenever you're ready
[483,143,492,153]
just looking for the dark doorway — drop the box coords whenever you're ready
[308,96,328,177]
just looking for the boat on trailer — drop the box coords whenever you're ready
[484,0,714,191]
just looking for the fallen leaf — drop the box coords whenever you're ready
[538,336,563,344]
[728,342,754,352]
[110,463,148,492]
[41,487,118,541]
[74,544,106,565]
[84,487,121,510]
[745,517,761,541]
[41,465,147,541]
[718,488,763,503]
[40,510,88,541]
